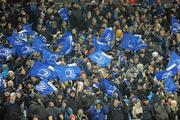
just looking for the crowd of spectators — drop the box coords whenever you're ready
[0,0,180,120]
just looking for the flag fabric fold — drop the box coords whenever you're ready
[167,51,180,70]
[164,77,177,93]
[172,16,180,33]
[58,8,69,21]
[42,48,58,66]
[29,61,57,80]
[101,78,117,96]
[55,63,81,82]
[59,32,74,55]
[31,35,47,52]
[35,79,57,95]
[121,33,147,51]
[155,63,179,80]
[89,50,111,67]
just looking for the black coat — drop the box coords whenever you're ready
[3,102,22,120]
[108,105,127,120]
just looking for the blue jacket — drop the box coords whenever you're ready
[88,105,108,120]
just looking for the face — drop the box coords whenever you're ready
[62,102,67,108]
[113,100,119,107]
[96,103,102,109]
[161,99,165,104]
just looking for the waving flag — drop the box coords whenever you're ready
[42,48,58,66]
[0,75,4,92]
[164,77,177,93]
[93,35,111,52]
[155,63,178,80]
[172,16,180,33]
[6,31,26,46]
[55,63,81,82]
[101,78,117,96]
[58,7,69,21]
[18,24,36,42]
[121,33,147,51]
[89,50,111,67]
[0,46,14,58]
[31,35,47,51]
[99,28,115,43]
[14,43,35,56]
[22,24,36,35]
[29,61,57,80]
[167,51,180,70]
[59,32,74,55]
[35,79,57,95]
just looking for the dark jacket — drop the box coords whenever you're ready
[108,105,126,120]
[29,102,47,120]
[3,102,22,120]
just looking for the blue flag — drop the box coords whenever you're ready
[167,51,180,70]
[22,24,36,35]
[6,31,26,46]
[172,16,180,33]
[0,46,14,58]
[164,77,177,93]
[55,63,81,82]
[14,43,35,56]
[59,32,74,55]
[155,63,179,80]
[93,35,111,52]
[29,61,57,80]
[121,33,147,51]
[42,48,58,66]
[58,7,69,21]
[89,50,111,67]
[99,28,115,43]
[31,35,47,51]
[101,78,117,96]
[18,24,36,42]
[0,75,4,92]
[35,79,57,95]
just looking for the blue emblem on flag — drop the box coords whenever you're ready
[55,63,81,82]
[172,16,180,33]
[89,50,111,67]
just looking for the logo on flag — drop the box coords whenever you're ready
[37,69,51,78]
[36,81,48,92]
[65,68,76,78]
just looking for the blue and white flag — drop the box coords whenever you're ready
[55,63,81,82]
[42,48,58,66]
[0,46,14,58]
[101,78,117,96]
[99,28,115,43]
[93,35,111,52]
[59,32,74,55]
[0,75,4,92]
[172,16,180,33]
[29,61,57,80]
[167,51,180,70]
[14,44,35,56]
[58,7,69,21]
[6,31,26,46]
[164,77,177,93]
[155,63,179,81]
[35,79,57,95]
[121,33,147,51]
[31,35,47,51]
[89,50,111,67]
[18,24,36,42]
